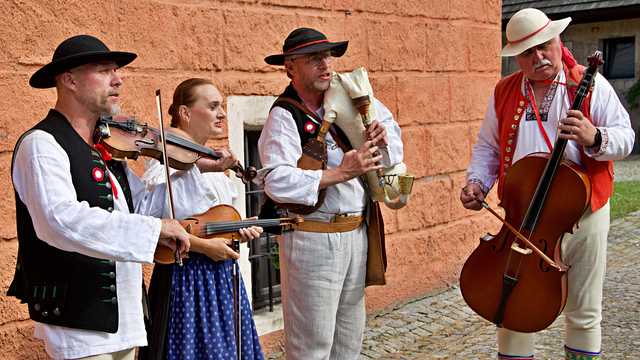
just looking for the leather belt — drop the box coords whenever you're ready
[295,214,364,233]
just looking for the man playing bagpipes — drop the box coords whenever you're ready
[258,28,405,359]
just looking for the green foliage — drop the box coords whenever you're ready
[610,180,640,220]
[270,242,280,270]
[625,80,640,110]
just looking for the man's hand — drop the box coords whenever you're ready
[558,110,598,147]
[460,182,485,211]
[159,219,191,254]
[196,148,238,173]
[340,140,383,178]
[319,140,382,189]
[365,120,388,148]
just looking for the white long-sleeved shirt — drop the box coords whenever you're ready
[12,129,215,359]
[142,158,237,208]
[258,97,403,216]
[467,69,635,193]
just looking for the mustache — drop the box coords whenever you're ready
[534,59,552,70]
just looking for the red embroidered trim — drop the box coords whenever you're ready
[94,143,112,161]
[526,81,553,152]
[285,39,329,54]
[109,175,118,200]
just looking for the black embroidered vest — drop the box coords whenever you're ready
[8,109,133,333]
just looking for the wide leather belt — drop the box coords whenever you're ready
[295,214,364,233]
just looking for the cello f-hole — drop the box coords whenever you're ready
[538,239,552,272]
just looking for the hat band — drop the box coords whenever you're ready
[507,19,551,45]
[284,39,329,54]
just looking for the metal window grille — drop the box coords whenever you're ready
[243,129,281,311]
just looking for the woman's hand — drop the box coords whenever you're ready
[238,226,263,242]
[190,236,240,261]
[196,148,238,173]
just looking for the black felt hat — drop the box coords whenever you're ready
[264,27,348,66]
[29,35,137,89]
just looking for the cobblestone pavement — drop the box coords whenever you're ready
[358,210,640,359]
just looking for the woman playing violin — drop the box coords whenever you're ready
[142,78,265,360]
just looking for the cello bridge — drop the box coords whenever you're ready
[510,242,533,255]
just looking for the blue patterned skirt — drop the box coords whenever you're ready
[166,253,264,360]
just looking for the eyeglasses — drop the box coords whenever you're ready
[288,52,333,67]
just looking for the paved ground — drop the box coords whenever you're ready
[358,210,640,359]
[268,158,640,359]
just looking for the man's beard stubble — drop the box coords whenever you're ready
[312,78,330,93]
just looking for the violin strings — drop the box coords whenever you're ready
[166,133,219,158]
[200,220,284,235]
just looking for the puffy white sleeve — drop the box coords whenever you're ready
[12,131,160,263]
[135,158,219,219]
[466,94,501,193]
[257,107,323,206]
[584,73,635,160]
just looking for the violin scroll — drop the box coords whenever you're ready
[231,163,257,184]
[587,51,604,70]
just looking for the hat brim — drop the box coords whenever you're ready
[501,17,571,57]
[29,51,137,89]
[264,41,348,65]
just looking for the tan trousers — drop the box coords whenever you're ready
[498,202,610,357]
[280,225,368,360]
[76,348,135,360]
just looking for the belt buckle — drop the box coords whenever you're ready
[331,213,351,223]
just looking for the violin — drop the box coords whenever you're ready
[94,115,257,184]
[459,51,603,333]
[154,204,302,264]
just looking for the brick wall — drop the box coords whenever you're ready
[0,0,501,357]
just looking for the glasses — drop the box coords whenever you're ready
[289,52,333,67]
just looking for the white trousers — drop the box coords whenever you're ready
[75,348,135,360]
[498,202,610,357]
[279,225,368,360]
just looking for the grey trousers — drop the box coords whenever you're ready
[280,225,368,360]
[498,202,610,356]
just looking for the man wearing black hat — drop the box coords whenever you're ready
[258,28,403,359]
[9,35,224,359]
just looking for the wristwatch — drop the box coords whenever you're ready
[591,128,602,149]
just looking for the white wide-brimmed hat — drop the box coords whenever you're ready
[501,8,571,57]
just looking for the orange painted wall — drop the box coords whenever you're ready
[0,0,501,357]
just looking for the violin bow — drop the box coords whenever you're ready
[233,239,242,360]
[155,89,183,266]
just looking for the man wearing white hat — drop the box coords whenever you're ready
[460,8,634,360]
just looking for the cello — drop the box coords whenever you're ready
[459,51,603,333]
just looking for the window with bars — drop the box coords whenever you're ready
[243,129,281,312]
[602,37,635,79]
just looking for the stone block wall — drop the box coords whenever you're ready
[0,0,501,357]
